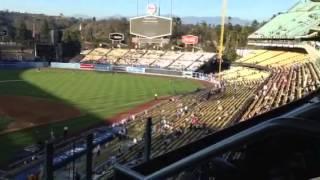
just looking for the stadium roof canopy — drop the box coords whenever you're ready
[249,0,320,40]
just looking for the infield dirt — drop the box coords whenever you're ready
[0,96,82,134]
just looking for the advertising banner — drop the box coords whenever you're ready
[126,66,145,73]
[112,66,127,72]
[80,63,95,70]
[51,62,80,69]
[95,64,112,72]
[182,71,193,78]
[182,35,199,45]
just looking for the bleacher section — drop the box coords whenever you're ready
[136,50,165,66]
[237,50,310,68]
[150,51,183,68]
[106,49,128,64]
[188,53,215,71]
[81,48,110,63]
[79,48,214,70]
[118,49,146,65]
[221,66,270,83]
[241,62,320,121]
[170,52,203,70]
[249,0,320,39]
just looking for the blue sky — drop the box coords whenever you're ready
[1,0,298,20]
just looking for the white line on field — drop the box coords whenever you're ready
[0,80,24,83]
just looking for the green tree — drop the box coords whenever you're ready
[62,29,81,58]
[171,17,182,39]
[15,20,28,42]
[40,19,50,41]
[251,20,260,30]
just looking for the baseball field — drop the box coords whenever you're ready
[0,68,203,165]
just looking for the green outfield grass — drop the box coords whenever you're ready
[0,68,203,164]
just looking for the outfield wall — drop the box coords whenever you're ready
[0,62,48,69]
[50,62,210,81]
[50,62,80,69]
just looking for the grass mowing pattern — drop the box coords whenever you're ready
[0,68,202,164]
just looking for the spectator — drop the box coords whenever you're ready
[133,138,137,145]
[184,105,189,114]
[50,130,55,140]
[63,126,68,138]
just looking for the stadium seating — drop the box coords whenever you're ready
[188,53,215,71]
[142,50,165,59]
[237,50,310,68]
[249,0,320,39]
[118,49,147,65]
[169,52,203,70]
[106,49,128,64]
[134,50,166,66]
[81,48,111,63]
[93,82,259,178]
[241,62,320,121]
[220,66,270,83]
[77,48,215,71]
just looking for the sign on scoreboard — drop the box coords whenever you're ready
[109,33,124,41]
[130,15,172,39]
[182,35,199,45]
[132,37,170,44]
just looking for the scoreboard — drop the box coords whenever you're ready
[130,15,172,39]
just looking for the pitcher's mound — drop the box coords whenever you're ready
[0,96,82,134]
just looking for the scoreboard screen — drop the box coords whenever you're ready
[130,16,172,39]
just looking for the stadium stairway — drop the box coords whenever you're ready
[185,54,205,70]
[166,54,185,68]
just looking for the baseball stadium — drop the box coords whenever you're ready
[1,0,320,179]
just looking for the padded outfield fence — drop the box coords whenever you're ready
[0,61,49,69]
[50,62,210,81]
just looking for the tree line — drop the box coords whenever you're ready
[0,10,263,61]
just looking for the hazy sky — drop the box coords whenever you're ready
[1,0,299,20]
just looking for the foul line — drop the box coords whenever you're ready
[0,80,24,83]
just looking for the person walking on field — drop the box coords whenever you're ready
[154,93,158,100]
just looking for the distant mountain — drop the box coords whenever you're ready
[181,16,251,25]
[72,14,91,19]
[73,14,251,25]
